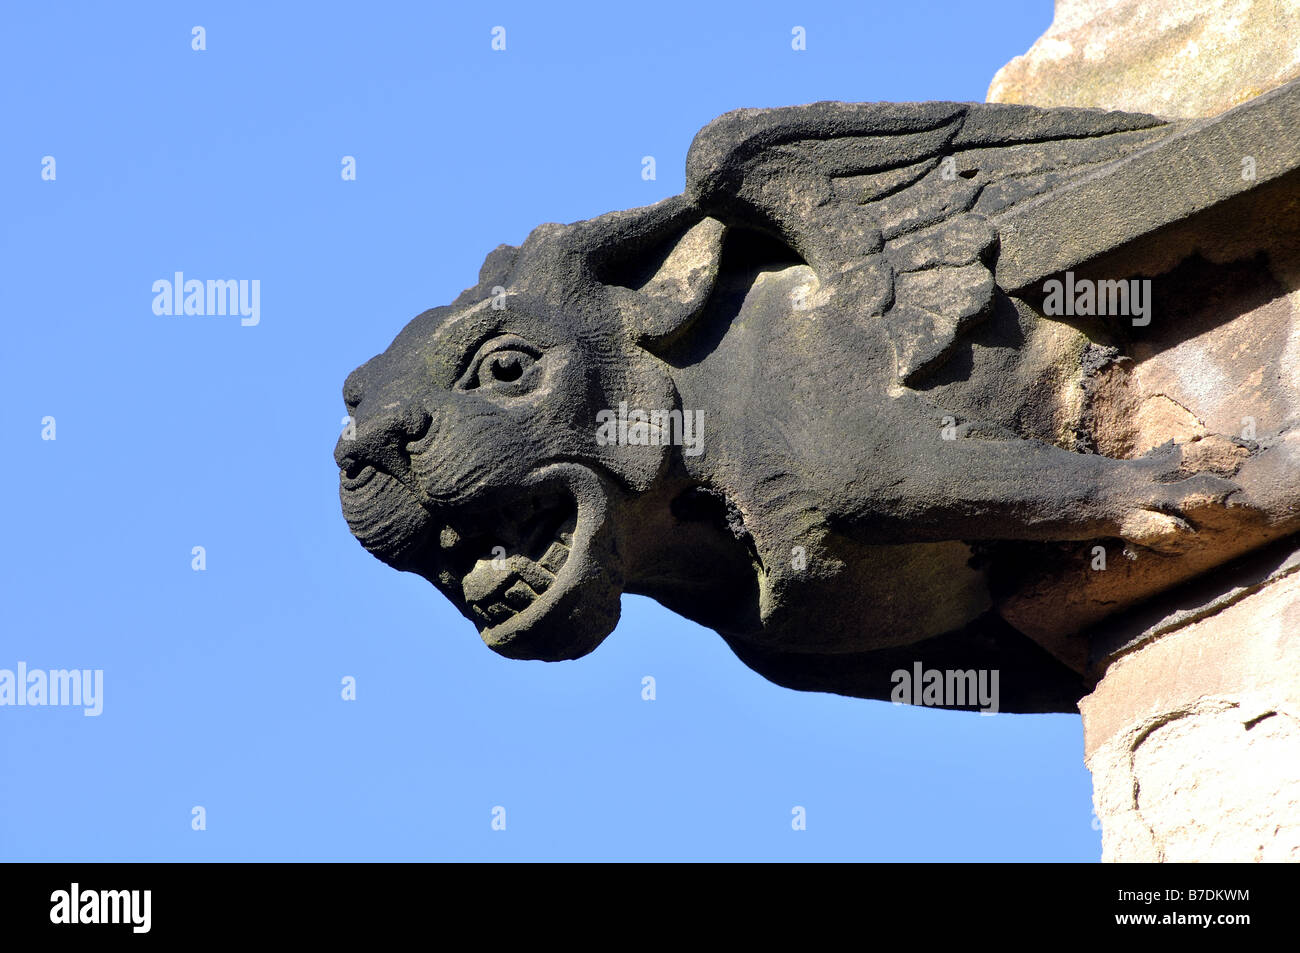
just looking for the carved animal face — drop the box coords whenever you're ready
[335,202,726,661]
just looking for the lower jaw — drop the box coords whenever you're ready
[356,461,623,660]
[474,464,622,660]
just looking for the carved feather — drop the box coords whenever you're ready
[684,101,1175,384]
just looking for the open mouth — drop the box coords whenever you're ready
[432,490,578,631]
[341,459,619,660]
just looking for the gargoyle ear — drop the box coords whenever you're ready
[477,243,519,290]
[612,216,727,352]
[451,243,520,309]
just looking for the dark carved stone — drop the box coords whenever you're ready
[337,83,1300,712]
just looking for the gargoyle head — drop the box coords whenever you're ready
[336,197,728,661]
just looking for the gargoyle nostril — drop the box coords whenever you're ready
[334,444,361,472]
[343,375,365,410]
[335,406,431,478]
[402,407,433,442]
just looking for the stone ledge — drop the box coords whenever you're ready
[1081,564,1300,759]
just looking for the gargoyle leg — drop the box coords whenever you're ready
[856,431,1238,552]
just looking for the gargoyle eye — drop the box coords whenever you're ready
[458,337,541,392]
[484,350,529,383]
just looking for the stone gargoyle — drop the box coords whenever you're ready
[336,82,1300,712]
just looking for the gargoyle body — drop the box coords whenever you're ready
[337,88,1300,711]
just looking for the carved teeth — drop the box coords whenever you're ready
[462,554,554,605]
[513,558,554,593]
[463,559,506,605]
[439,490,578,628]
[539,541,569,573]
[504,580,539,609]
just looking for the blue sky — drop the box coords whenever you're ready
[0,0,1102,860]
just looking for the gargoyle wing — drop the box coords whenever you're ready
[684,101,1177,384]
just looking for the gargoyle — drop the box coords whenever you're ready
[336,84,1300,711]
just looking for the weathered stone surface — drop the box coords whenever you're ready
[988,7,1300,862]
[994,81,1300,289]
[1081,548,1300,861]
[336,84,1300,718]
[988,0,1300,118]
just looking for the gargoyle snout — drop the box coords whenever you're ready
[335,369,432,478]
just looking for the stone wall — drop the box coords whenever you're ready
[991,0,1300,862]
[1081,549,1300,861]
[989,0,1300,118]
